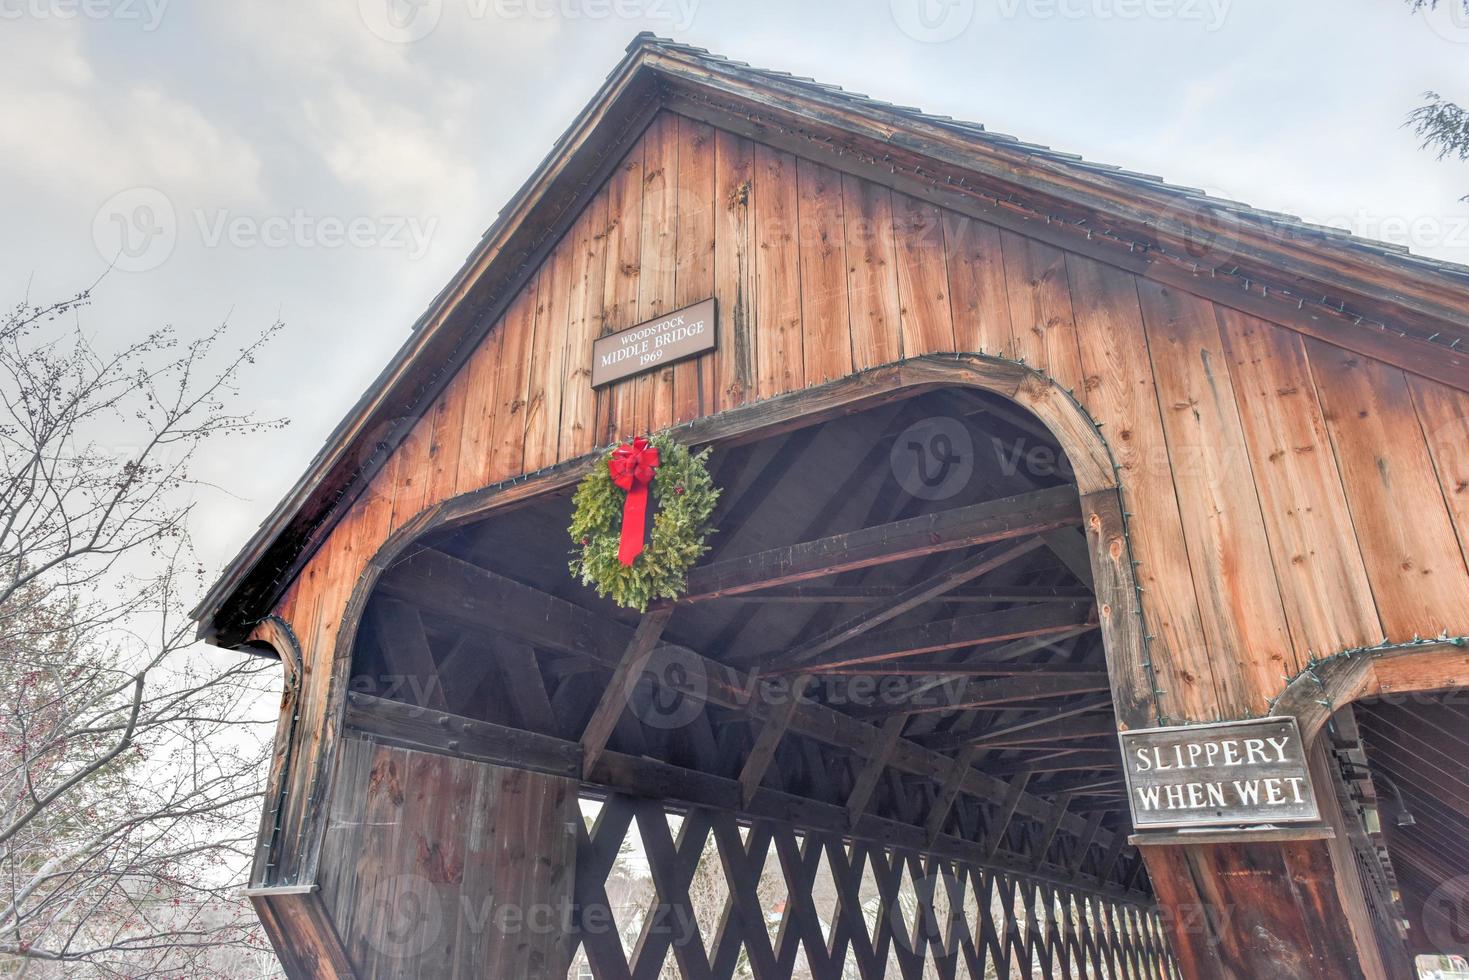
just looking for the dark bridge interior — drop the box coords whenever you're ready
[342,388,1174,977]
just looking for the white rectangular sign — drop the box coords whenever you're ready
[1119,716,1320,830]
[591,298,716,388]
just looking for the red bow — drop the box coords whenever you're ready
[608,437,661,566]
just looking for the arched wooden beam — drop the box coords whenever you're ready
[1269,638,1469,744]
[246,614,305,687]
[387,354,1119,553]
[286,352,1148,887]
[243,615,308,887]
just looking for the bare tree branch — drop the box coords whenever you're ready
[0,286,285,977]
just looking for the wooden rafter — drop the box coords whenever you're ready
[843,714,908,827]
[787,603,1097,675]
[718,584,1096,604]
[374,547,1132,864]
[919,695,1113,752]
[679,484,1082,602]
[368,598,446,711]
[807,661,1109,678]
[991,751,1121,776]
[776,537,1049,669]
[736,674,812,805]
[860,673,1112,718]
[579,607,674,771]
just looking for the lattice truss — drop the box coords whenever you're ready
[342,394,1181,977]
[570,795,1177,980]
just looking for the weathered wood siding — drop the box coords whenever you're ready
[315,739,577,978]
[262,108,1469,895]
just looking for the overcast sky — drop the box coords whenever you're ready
[3,0,1467,581]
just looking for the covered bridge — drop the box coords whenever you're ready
[196,35,1469,979]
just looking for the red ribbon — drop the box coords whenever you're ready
[608,437,660,566]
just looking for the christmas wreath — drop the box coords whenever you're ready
[568,434,720,611]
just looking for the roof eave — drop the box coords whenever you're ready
[191,40,667,644]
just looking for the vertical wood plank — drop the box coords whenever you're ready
[1000,231,1084,392]
[843,174,901,370]
[673,115,716,424]
[713,128,756,413]
[342,448,397,583]
[489,276,539,483]
[945,213,1013,357]
[598,139,645,445]
[275,566,327,881]
[1137,279,1294,718]
[1216,309,1382,656]
[1306,341,1469,638]
[558,191,609,461]
[1081,488,1160,730]
[1407,375,1469,573]
[451,758,501,980]
[454,319,505,494]
[754,142,804,399]
[315,737,371,944]
[387,407,436,536]
[1067,255,1213,724]
[409,751,470,977]
[637,113,679,433]
[423,373,468,509]
[796,157,853,385]
[893,190,955,357]
[524,223,576,472]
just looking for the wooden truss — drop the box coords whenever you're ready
[569,793,1178,980]
[332,394,1173,978]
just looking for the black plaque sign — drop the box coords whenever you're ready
[1120,717,1319,830]
[591,298,716,388]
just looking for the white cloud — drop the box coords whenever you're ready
[0,20,262,204]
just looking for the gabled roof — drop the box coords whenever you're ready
[194,33,1469,645]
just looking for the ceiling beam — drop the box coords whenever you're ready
[377,547,1130,858]
[856,673,1112,718]
[990,752,1122,776]
[718,584,1096,604]
[916,695,1114,752]
[579,608,674,772]
[806,661,1110,679]
[962,714,1119,749]
[679,484,1082,602]
[782,601,1097,674]
[778,537,1049,669]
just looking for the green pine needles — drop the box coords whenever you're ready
[568,434,720,610]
